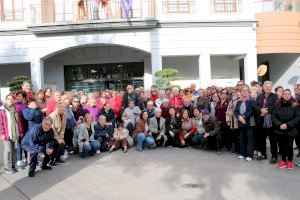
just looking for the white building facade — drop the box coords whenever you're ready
[0,0,297,94]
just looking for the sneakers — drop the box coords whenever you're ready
[269,157,277,164]
[96,150,101,154]
[238,155,245,159]
[37,153,45,162]
[246,157,252,162]
[295,160,300,167]
[17,160,25,167]
[4,167,17,174]
[277,161,287,169]
[287,161,293,170]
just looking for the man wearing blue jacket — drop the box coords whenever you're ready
[21,116,54,177]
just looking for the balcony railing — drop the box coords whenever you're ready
[30,0,155,24]
[255,0,300,12]
[211,0,242,13]
[0,8,26,21]
[162,1,196,13]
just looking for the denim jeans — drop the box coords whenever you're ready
[82,140,101,157]
[239,126,254,158]
[17,136,24,162]
[192,133,207,145]
[136,133,155,151]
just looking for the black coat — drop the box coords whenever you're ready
[165,115,182,134]
[123,92,140,109]
[99,108,115,125]
[272,101,300,136]
[254,92,278,125]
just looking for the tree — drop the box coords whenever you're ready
[155,68,180,90]
[6,75,31,93]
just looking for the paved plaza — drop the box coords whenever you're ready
[0,147,300,200]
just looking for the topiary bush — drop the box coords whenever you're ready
[155,68,180,90]
[6,75,31,93]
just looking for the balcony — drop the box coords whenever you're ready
[255,0,300,12]
[29,0,155,24]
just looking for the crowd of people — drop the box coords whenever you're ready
[0,80,299,177]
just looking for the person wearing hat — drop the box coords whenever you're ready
[201,109,220,150]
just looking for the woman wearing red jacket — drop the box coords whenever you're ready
[108,91,123,121]
[169,88,183,110]
[179,109,196,147]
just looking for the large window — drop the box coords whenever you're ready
[64,62,144,92]
[211,0,242,13]
[0,0,24,21]
[162,0,195,13]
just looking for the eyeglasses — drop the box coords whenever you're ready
[186,91,191,92]
[221,92,228,95]
[73,101,79,103]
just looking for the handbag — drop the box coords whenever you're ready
[263,114,272,128]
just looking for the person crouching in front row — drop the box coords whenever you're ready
[78,114,101,157]
[21,116,54,177]
[179,109,196,147]
[109,122,133,153]
[149,108,167,147]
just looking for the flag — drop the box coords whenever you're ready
[121,0,132,19]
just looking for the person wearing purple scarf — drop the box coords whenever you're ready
[14,91,28,169]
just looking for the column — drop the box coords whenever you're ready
[144,56,152,90]
[198,54,211,88]
[244,49,258,85]
[149,50,162,89]
[30,58,45,92]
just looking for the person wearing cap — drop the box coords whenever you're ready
[201,109,220,149]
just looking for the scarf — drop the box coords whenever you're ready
[4,104,19,142]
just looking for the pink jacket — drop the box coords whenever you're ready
[0,106,10,141]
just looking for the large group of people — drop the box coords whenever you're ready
[0,80,300,177]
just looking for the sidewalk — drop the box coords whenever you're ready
[0,147,299,200]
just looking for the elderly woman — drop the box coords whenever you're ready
[234,85,255,161]
[226,88,240,154]
[155,90,166,108]
[133,111,155,151]
[0,94,19,174]
[272,89,300,170]
[62,95,77,151]
[78,114,100,157]
[160,99,170,118]
[165,107,182,147]
[49,102,67,165]
[109,122,133,153]
[94,115,113,151]
[83,98,101,122]
[254,81,278,164]
[169,88,183,110]
[149,108,167,146]
[209,93,219,117]
[179,109,196,147]
[121,100,141,136]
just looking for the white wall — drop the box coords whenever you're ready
[258,53,300,91]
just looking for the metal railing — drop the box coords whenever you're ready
[30,0,155,24]
[211,0,242,13]
[162,0,196,13]
[255,0,300,12]
[0,8,26,21]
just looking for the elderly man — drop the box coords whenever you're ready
[21,117,54,177]
[254,81,278,164]
[145,100,156,118]
[149,108,167,146]
[123,85,140,109]
[21,81,35,102]
[190,83,199,98]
